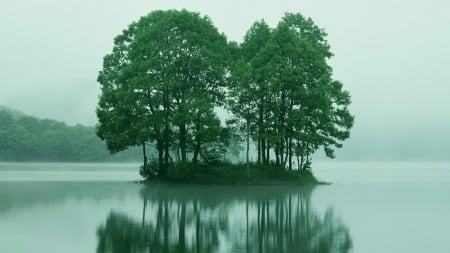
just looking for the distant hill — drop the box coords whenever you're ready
[0,105,26,118]
[0,106,141,162]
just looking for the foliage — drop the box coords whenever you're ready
[0,108,139,162]
[229,14,354,171]
[148,161,319,185]
[96,10,354,179]
[97,9,230,173]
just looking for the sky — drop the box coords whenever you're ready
[1,0,449,161]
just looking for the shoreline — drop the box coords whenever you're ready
[138,164,331,186]
[140,179,331,186]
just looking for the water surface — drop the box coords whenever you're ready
[1,162,449,252]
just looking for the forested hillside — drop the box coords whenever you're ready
[0,107,140,162]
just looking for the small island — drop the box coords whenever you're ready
[144,163,321,185]
[96,9,354,184]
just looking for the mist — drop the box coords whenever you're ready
[1,0,449,161]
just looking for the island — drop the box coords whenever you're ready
[95,9,354,184]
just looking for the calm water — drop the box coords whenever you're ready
[1,162,450,253]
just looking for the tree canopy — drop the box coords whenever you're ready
[96,9,354,177]
[233,15,354,171]
[0,107,139,162]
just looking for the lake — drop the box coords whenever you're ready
[1,162,449,253]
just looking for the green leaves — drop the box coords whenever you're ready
[229,13,354,170]
[0,109,138,161]
[96,10,354,173]
[97,9,231,169]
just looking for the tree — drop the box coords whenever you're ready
[96,10,353,178]
[277,13,354,170]
[96,9,229,173]
[0,108,138,162]
[232,13,354,171]
[228,59,255,177]
[228,21,272,173]
[240,21,272,165]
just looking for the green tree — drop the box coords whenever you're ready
[240,21,272,165]
[228,59,255,177]
[96,10,353,178]
[96,9,229,173]
[233,13,353,171]
[0,108,137,162]
[228,21,272,176]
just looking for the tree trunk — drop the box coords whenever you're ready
[142,142,148,172]
[192,126,201,164]
[163,88,170,170]
[257,135,261,164]
[284,137,289,167]
[305,148,310,171]
[261,137,266,164]
[179,123,187,163]
[246,119,250,180]
[288,135,293,171]
[192,141,200,164]
[163,128,170,169]
[300,141,306,171]
[275,142,280,166]
[280,138,284,168]
[258,91,264,164]
[157,139,164,172]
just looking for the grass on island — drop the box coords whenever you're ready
[143,162,321,185]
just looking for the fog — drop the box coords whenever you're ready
[1,0,449,161]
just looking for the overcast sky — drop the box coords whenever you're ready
[1,0,449,160]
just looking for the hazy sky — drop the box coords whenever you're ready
[1,0,449,160]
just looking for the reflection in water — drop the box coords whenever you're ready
[0,181,140,213]
[97,186,352,253]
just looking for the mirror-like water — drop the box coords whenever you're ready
[1,162,449,253]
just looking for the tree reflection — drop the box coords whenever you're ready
[97,186,352,253]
